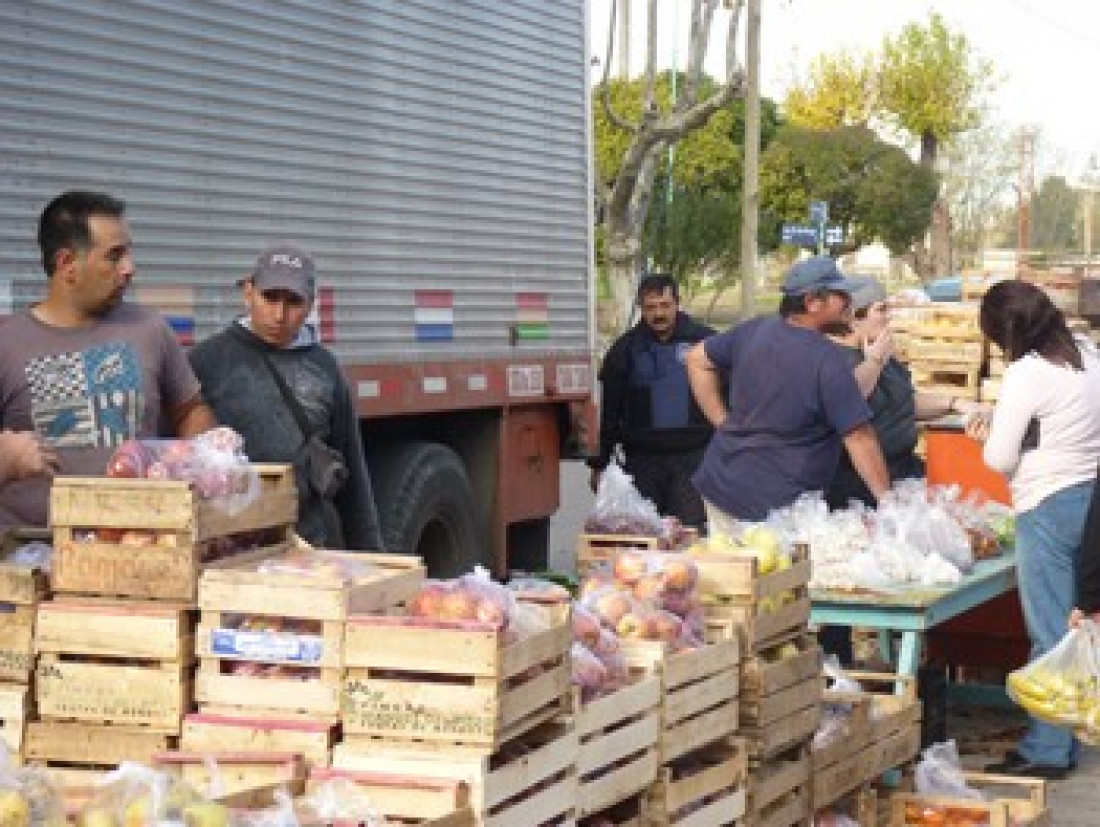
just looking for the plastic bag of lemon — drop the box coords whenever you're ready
[1006,620,1100,743]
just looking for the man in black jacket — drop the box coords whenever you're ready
[587,274,715,528]
[189,244,385,551]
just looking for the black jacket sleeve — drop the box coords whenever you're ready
[330,378,387,551]
[1077,473,1100,612]
[588,334,632,471]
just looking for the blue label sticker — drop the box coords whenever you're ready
[210,628,324,664]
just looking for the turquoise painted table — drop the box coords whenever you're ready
[809,553,1018,678]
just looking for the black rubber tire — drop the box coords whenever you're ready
[368,441,485,577]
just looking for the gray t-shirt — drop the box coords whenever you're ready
[0,303,201,529]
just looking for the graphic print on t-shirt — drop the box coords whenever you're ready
[25,343,143,448]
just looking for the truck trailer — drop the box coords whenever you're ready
[0,0,595,575]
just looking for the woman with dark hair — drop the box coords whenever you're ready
[966,279,1100,779]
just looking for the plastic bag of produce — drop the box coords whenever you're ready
[406,566,518,632]
[914,740,985,801]
[256,548,376,582]
[295,778,383,825]
[105,427,260,515]
[1007,620,1100,732]
[584,461,662,536]
[78,761,224,825]
[0,744,64,827]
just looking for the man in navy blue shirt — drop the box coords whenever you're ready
[687,256,890,529]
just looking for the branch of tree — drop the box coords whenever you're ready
[726,0,745,81]
[651,77,745,142]
[600,0,638,132]
[683,0,718,109]
[643,0,658,115]
[629,142,668,233]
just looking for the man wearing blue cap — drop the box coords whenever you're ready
[686,256,890,530]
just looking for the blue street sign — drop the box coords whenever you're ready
[781,224,819,246]
[810,200,829,224]
[824,225,844,246]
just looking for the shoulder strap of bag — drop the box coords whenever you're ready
[259,351,313,443]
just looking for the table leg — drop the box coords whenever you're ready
[897,631,921,680]
[877,629,893,663]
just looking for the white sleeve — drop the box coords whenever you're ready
[982,360,1036,475]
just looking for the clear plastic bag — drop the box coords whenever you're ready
[1007,620,1100,735]
[405,566,518,631]
[78,761,215,824]
[914,741,985,800]
[4,541,52,573]
[256,549,376,582]
[105,427,260,515]
[584,461,663,536]
[295,778,383,825]
[0,743,64,827]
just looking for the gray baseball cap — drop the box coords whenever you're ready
[847,276,889,311]
[251,243,316,300]
[781,255,860,296]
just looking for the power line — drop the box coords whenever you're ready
[1001,0,1100,51]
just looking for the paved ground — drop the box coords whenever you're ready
[548,460,1100,822]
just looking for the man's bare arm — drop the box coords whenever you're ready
[686,343,727,428]
[842,422,890,502]
[170,395,218,437]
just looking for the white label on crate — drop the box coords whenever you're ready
[211,628,324,664]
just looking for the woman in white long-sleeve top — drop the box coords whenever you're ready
[966,279,1100,779]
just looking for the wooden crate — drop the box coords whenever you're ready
[640,738,747,827]
[182,711,336,767]
[740,701,821,762]
[910,365,981,401]
[333,721,578,826]
[342,606,571,750]
[846,671,921,776]
[34,598,192,732]
[743,747,811,827]
[0,604,35,684]
[740,635,821,698]
[24,720,174,766]
[621,639,740,764]
[573,672,661,816]
[153,749,306,798]
[810,692,874,810]
[905,338,984,363]
[739,676,823,731]
[693,545,812,653]
[309,768,472,825]
[50,463,296,601]
[0,682,28,761]
[0,527,50,685]
[891,772,1050,826]
[815,784,878,827]
[576,533,661,578]
[194,548,424,719]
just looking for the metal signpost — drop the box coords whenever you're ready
[783,200,844,253]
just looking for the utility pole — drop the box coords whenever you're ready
[617,0,631,79]
[739,0,761,318]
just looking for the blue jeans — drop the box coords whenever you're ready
[1015,479,1094,768]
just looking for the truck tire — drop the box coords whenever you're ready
[369,441,485,577]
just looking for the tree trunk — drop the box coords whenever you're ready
[919,129,952,280]
[604,221,643,334]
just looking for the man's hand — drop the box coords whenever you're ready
[589,467,602,494]
[0,430,60,482]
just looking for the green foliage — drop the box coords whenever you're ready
[784,49,879,129]
[759,125,938,255]
[879,13,993,149]
[594,75,783,294]
[1031,175,1081,253]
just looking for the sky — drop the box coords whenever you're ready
[589,0,1100,181]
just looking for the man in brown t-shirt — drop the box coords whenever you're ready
[0,190,216,530]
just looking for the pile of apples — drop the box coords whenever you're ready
[406,574,514,630]
[105,427,256,506]
[579,549,704,649]
[687,524,789,575]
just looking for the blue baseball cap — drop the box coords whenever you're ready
[781,256,860,297]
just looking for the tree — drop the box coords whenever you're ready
[1031,175,1080,254]
[595,0,746,333]
[759,124,938,256]
[783,14,994,278]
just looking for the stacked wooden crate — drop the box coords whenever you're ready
[334,602,578,825]
[178,547,423,791]
[891,772,1050,825]
[27,465,296,786]
[690,543,821,827]
[0,528,47,764]
[809,687,875,817]
[575,534,661,579]
[617,637,745,826]
[905,304,984,402]
[982,342,1006,404]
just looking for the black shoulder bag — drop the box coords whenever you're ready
[260,353,349,500]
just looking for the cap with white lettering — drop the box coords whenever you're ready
[251,243,316,300]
